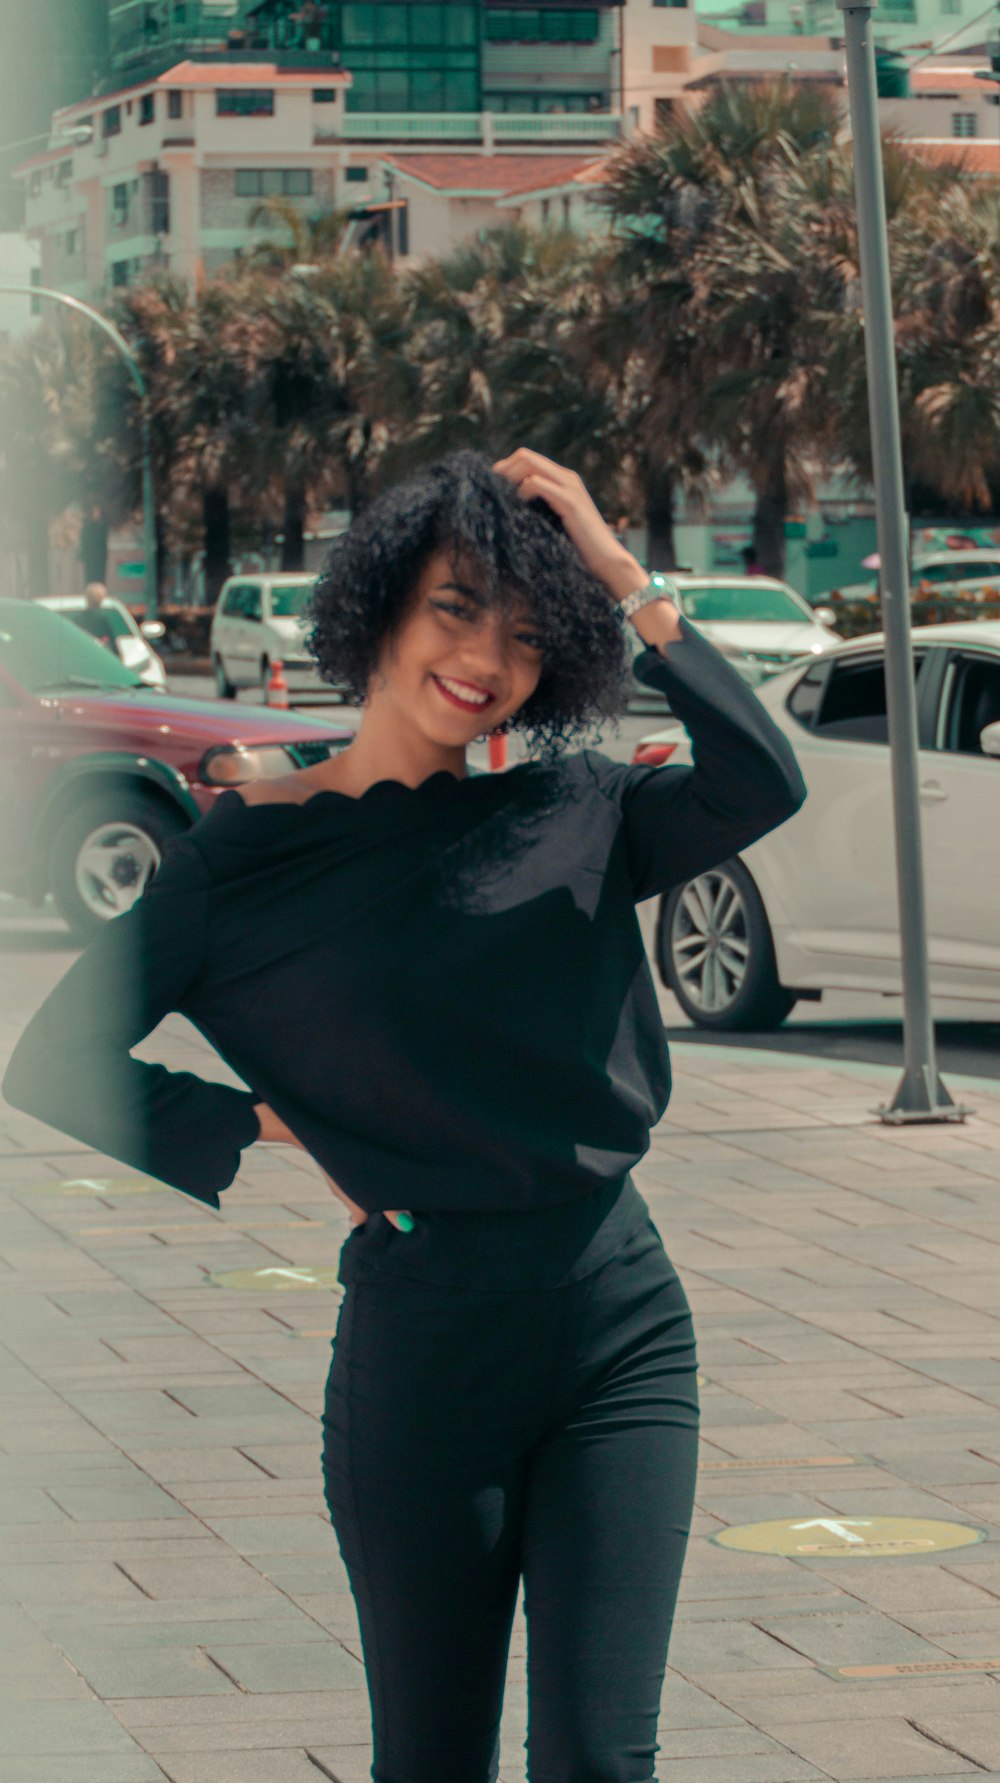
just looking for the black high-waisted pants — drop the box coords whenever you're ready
[320,1172,699,1783]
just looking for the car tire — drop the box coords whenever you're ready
[49,790,188,945]
[213,652,236,699]
[656,857,798,1031]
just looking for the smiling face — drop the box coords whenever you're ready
[369,547,546,742]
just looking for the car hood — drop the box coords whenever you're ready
[268,615,311,639]
[691,619,828,652]
[41,685,351,745]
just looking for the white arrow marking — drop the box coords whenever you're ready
[790,1518,874,1543]
[254,1267,317,1282]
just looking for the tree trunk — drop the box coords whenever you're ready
[281,477,306,571]
[26,495,50,597]
[80,506,108,584]
[753,461,787,579]
[642,462,676,569]
[203,485,231,605]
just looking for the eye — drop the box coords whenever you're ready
[517,631,545,652]
[432,599,473,621]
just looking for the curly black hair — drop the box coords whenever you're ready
[305,450,635,755]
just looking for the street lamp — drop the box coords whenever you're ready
[0,283,158,618]
[835,0,968,1123]
[0,124,94,157]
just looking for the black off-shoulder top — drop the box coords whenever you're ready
[3,618,806,1215]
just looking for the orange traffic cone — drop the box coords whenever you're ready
[266,659,289,709]
[487,730,507,771]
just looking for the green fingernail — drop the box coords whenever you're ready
[396,1213,415,1233]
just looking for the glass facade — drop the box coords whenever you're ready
[484,9,599,39]
[339,5,480,112]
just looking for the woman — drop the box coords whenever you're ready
[3,447,806,1782]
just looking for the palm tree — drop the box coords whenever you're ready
[602,78,845,575]
[245,195,354,271]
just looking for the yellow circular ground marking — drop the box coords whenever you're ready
[211,1265,344,1294]
[713,1516,985,1558]
[11,1175,163,1196]
[697,1373,707,1387]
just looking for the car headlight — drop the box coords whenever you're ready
[200,744,297,785]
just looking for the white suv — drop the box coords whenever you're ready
[210,573,339,699]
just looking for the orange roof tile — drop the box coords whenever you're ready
[910,65,992,93]
[156,59,349,87]
[905,138,1000,173]
[379,152,607,196]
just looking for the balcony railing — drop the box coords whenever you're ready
[337,111,624,143]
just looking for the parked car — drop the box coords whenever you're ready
[838,549,1000,604]
[209,572,340,699]
[37,594,168,689]
[633,622,1000,1029]
[0,597,352,941]
[628,574,839,709]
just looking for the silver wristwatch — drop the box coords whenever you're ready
[616,571,679,626]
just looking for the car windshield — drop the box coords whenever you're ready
[0,600,144,693]
[269,583,315,618]
[64,605,133,640]
[677,584,809,624]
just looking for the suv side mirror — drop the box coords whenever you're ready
[980,719,1000,757]
[140,619,165,640]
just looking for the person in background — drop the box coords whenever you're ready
[740,544,767,577]
[75,582,116,650]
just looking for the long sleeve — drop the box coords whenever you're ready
[585,615,808,902]
[2,832,261,1209]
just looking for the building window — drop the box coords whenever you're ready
[483,89,605,113]
[941,0,961,11]
[139,92,156,124]
[110,260,131,288]
[217,88,275,117]
[484,9,599,41]
[167,90,183,119]
[149,168,170,233]
[111,181,130,226]
[341,5,480,113]
[396,199,409,256]
[55,158,73,185]
[952,111,978,135]
[236,168,314,197]
[561,194,571,224]
[28,170,42,197]
[102,104,122,137]
[345,164,369,181]
[65,228,78,254]
[313,87,338,102]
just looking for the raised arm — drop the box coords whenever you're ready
[2,832,260,1208]
[585,614,807,902]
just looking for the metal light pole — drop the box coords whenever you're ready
[836,0,968,1122]
[0,283,158,618]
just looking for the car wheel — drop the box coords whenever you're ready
[656,857,798,1031]
[49,791,188,945]
[213,653,236,699]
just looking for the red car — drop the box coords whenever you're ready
[0,597,352,941]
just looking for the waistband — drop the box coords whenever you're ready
[336,1171,650,1293]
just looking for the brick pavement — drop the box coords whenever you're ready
[4,927,1000,1780]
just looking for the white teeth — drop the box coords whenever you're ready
[438,676,490,704]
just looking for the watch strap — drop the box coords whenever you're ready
[616,571,679,624]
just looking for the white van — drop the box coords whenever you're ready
[209,572,338,699]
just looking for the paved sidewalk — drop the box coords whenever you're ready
[5,937,1000,1780]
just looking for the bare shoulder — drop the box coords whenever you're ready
[232,760,351,808]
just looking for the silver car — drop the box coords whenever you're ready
[628,573,839,709]
[210,572,340,700]
[37,595,167,689]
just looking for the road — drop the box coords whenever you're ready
[4,667,998,1086]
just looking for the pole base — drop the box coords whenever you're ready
[874,1063,972,1124]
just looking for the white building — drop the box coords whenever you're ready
[0,234,42,344]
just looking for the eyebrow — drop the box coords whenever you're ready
[436,579,538,627]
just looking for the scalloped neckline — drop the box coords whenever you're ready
[219,763,524,819]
